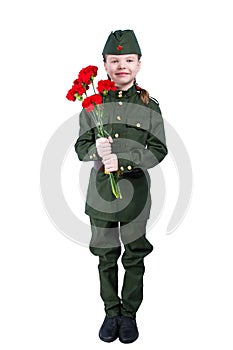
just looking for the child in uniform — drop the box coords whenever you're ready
[75,29,167,343]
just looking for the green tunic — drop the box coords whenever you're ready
[74,85,168,222]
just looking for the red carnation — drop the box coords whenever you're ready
[66,82,87,101]
[82,96,93,112]
[73,79,89,90]
[72,83,86,97]
[82,94,102,112]
[91,94,102,105]
[66,88,76,101]
[97,80,117,96]
[78,65,98,85]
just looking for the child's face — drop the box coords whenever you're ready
[104,54,141,90]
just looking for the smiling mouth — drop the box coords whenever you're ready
[116,72,129,76]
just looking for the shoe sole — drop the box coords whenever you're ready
[119,334,139,344]
[99,333,119,343]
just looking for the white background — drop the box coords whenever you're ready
[1,0,233,349]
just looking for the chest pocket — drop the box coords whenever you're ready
[126,110,150,146]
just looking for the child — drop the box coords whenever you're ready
[75,29,167,343]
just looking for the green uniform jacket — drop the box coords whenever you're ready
[74,85,168,222]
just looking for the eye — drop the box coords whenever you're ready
[127,59,134,62]
[111,60,118,63]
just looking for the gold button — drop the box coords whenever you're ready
[93,153,96,158]
[136,122,141,127]
[120,166,124,171]
[118,101,123,106]
[116,116,121,121]
[118,91,123,98]
[114,133,119,138]
[127,165,132,171]
[89,155,93,159]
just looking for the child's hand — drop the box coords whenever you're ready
[96,137,112,158]
[102,153,118,172]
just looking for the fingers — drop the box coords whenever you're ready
[102,154,116,162]
[98,146,111,157]
[104,165,118,172]
[102,154,112,161]
[96,137,112,146]
[95,137,117,171]
[96,137,110,145]
[102,154,118,172]
[96,137,112,157]
[105,166,116,172]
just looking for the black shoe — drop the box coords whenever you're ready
[119,316,139,344]
[99,316,119,342]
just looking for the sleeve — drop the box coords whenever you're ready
[74,109,101,162]
[117,104,168,172]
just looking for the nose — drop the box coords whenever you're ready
[118,61,126,69]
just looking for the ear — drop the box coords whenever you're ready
[137,60,141,73]
[104,61,107,72]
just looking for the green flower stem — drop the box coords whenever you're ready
[92,81,97,94]
[109,173,122,199]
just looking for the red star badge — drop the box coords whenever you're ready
[117,45,123,51]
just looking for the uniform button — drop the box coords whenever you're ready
[136,122,141,127]
[127,165,132,171]
[116,116,121,121]
[89,155,93,159]
[118,101,123,106]
[120,166,124,171]
[118,91,123,98]
[114,133,119,138]
[93,153,96,158]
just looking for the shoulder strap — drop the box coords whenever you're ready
[150,96,159,104]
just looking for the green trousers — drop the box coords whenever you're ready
[89,218,153,318]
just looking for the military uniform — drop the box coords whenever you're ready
[74,30,167,324]
[75,86,167,223]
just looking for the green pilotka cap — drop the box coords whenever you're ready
[102,30,142,56]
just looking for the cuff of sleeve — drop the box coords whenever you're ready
[87,145,101,161]
[117,154,138,173]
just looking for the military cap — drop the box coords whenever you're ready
[102,30,142,56]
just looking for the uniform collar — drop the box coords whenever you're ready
[108,84,138,99]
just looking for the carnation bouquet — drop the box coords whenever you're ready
[66,65,122,199]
